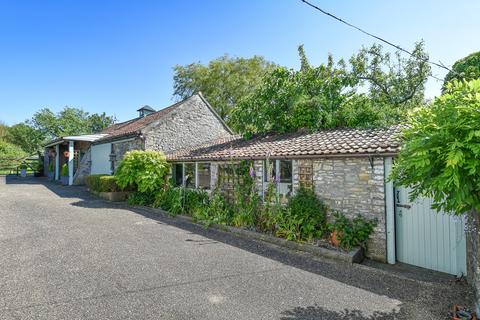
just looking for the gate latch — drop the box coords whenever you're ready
[396,204,412,209]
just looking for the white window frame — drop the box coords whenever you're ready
[175,162,209,189]
[262,159,293,198]
[196,162,211,190]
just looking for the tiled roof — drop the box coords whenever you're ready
[95,93,232,144]
[167,126,402,161]
[96,100,185,143]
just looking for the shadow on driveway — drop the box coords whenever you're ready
[4,175,473,319]
[279,304,407,320]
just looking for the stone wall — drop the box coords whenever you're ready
[306,157,387,262]
[112,138,144,172]
[73,148,91,185]
[182,156,388,262]
[466,212,480,312]
[143,95,231,154]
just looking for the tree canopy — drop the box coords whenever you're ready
[173,55,276,124]
[1,107,115,156]
[391,79,480,214]
[7,123,45,155]
[443,51,480,91]
[30,107,115,140]
[231,42,431,137]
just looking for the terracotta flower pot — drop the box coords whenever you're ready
[330,230,341,247]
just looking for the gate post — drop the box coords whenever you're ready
[384,157,396,264]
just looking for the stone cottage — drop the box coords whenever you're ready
[90,93,232,175]
[167,126,468,277]
[44,93,233,183]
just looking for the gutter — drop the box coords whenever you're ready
[43,138,64,148]
[92,132,140,145]
[167,152,399,162]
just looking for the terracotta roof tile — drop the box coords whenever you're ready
[96,100,185,143]
[167,126,402,161]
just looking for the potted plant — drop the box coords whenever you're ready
[48,162,55,180]
[19,164,28,178]
[61,164,69,185]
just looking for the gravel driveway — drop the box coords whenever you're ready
[0,176,473,319]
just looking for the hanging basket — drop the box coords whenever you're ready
[63,151,70,158]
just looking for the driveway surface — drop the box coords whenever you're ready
[0,176,473,319]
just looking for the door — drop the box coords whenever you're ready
[395,186,467,276]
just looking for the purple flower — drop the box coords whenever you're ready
[249,167,256,178]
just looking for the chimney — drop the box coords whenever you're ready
[137,105,156,118]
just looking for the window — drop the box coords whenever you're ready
[263,160,292,183]
[184,163,196,188]
[263,160,275,182]
[279,160,292,183]
[173,163,183,186]
[197,163,211,189]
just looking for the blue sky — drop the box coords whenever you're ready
[1,0,479,125]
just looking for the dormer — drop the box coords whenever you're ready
[137,105,156,118]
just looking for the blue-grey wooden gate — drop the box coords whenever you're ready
[395,186,467,276]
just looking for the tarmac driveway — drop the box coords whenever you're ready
[0,176,473,319]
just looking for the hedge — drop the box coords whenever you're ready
[85,174,124,192]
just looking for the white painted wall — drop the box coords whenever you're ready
[91,143,111,175]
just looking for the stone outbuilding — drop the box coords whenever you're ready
[167,126,468,277]
[90,93,232,175]
[43,93,233,184]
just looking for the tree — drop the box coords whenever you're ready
[231,56,356,136]
[443,51,480,91]
[231,43,430,137]
[0,122,8,141]
[173,55,276,123]
[350,41,431,107]
[390,79,480,214]
[0,140,27,169]
[88,112,116,134]
[6,123,45,154]
[30,107,115,140]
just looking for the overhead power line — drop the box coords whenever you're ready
[300,0,452,74]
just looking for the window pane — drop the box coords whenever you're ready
[279,160,292,183]
[174,164,183,186]
[263,160,275,182]
[198,163,211,189]
[184,163,196,188]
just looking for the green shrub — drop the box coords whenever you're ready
[274,187,327,242]
[192,190,232,226]
[230,161,261,228]
[61,164,68,176]
[18,163,28,170]
[391,79,480,214]
[328,212,377,250]
[155,187,184,214]
[154,186,209,216]
[115,150,170,193]
[85,174,124,192]
[288,187,326,220]
[128,191,156,206]
[256,203,281,233]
